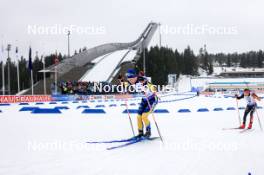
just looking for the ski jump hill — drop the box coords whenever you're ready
[23,22,158,95]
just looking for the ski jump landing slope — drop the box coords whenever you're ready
[0,94,264,175]
[80,49,137,82]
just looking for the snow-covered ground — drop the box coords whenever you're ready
[1,94,264,175]
[80,49,137,82]
[122,50,137,62]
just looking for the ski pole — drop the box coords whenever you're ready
[235,98,241,125]
[255,108,263,131]
[144,94,164,143]
[125,99,135,137]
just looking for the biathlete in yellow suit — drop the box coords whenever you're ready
[125,69,158,138]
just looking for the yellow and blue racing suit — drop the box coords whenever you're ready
[136,78,158,134]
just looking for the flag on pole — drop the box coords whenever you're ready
[16,46,20,92]
[1,45,5,95]
[28,47,34,95]
[54,51,58,94]
[28,47,32,70]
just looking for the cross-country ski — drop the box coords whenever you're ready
[106,137,159,150]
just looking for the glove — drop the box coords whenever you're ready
[235,94,238,98]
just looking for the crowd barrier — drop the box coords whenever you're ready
[0,95,51,103]
[0,92,197,104]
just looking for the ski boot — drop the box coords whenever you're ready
[248,115,253,129]
[144,126,151,138]
[135,130,144,139]
[248,122,253,129]
[239,124,245,129]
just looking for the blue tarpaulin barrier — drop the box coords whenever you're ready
[0,103,10,106]
[96,105,105,108]
[178,109,191,113]
[77,105,89,109]
[213,108,223,111]
[197,108,209,112]
[32,108,62,114]
[227,107,236,110]
[82,109,106,114]
[54,106,69,110]
[122,109,138,114]
[154,109,169,113]
[19,103,29,105]
[19,107,39,111]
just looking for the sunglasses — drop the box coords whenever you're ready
[126,73,137,78]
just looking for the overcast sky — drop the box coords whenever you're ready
[0,0,263,60]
